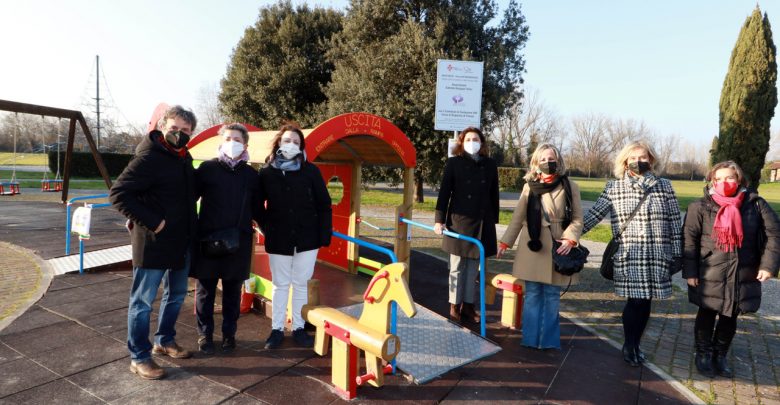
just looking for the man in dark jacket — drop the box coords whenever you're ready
[110,105,198,380]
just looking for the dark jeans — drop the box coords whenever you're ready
[195,278,243,339]
[622,298,652,348]
[695,307,738,347]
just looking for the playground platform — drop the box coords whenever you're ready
[0,199,692,403]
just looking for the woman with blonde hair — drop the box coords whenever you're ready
[683,160,780,377]
[582,140,682,366]
[497,143,583,350]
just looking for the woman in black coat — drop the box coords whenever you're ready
[258,125,332,349]
[683,161,780,378]
[434,127,499,323]
[192,123,261,355]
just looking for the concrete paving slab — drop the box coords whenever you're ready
[109,367,237,405]
[180,347,297,392]
[67,358,155,402]
[30,334,127,377]
[244,368,342,404]
[0,357,60,397]
[0,320,99,356]
[42,293,128,319]
[219,393,270,404]
[1,378,104,404]
[0,305,68,336]
[0,342,23,365]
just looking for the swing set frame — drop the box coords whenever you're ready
[0,99,112,201]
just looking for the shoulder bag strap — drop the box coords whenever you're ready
[614,190,650,240]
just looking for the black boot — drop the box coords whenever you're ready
[694,329,715,378]
[712,325,735,378]
[622,343,640,367]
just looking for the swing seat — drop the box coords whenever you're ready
[41,179,63,192]
[0,181,20,196]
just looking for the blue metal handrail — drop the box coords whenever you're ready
[65,193,109,255]
[331,231,397,263]
[399,217,487,337]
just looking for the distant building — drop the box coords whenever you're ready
[769,162,780,182]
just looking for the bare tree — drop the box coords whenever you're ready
[491,88,564,166]
[607,118,651,154]
[768,128,780,161]
[653,134,680,176]
[569,113,610,177]
[195,82,226,130]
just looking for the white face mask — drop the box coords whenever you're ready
[220,140,245,159]
[464,141,481,155]
[278,143,301,159]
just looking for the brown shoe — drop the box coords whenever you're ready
[130,359,166,380]
[449,303,461,322]
[460,303,480,323]
[152,342,193,359]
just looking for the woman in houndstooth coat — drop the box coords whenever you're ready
[582,140,683,367]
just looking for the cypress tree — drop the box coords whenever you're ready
[714,6,777,188]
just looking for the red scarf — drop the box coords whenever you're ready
[709,190,745,252]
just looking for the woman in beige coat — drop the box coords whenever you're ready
[497,143,583,349]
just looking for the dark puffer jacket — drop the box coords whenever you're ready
[258,161,332,255]
[110,131,197,270]
[682,189,780,316]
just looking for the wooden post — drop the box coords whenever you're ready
[61,118,77,202]
[347,163,362,273]
[394,168,414,271]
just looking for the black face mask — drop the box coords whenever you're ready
[538,161,558,175]
[628,161,651,175]
[164,130,190,149]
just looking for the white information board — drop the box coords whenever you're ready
[71,206,92,236]
[434,59,484,131]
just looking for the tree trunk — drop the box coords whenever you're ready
[415,176,424,203]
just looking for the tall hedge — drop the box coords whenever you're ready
[498,167,526,191]
[48,151,132,178]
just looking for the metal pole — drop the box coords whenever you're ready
[79,237,84,274]
[95,55,101,150]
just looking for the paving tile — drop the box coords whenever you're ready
[67,358,154,402]
[0,321,99,356]
[0,358,60,397]
[1,378,104,404]
[80,307,130,337]
[45,293,128,320]
[0,342,23,365]
[219,393,270,404]
[35,287,93,309]
[110,367,236,404]
[0,305,68,336]
[57,272,125,287]
[31,334,128,377]
[179,347,297,391]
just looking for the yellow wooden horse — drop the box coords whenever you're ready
[303,262,417,399]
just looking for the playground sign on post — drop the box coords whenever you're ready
[434,59,484,132]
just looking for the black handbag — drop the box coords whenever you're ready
[551,240,590,276]
[200,227,241,258]
[541,208,589,276]
[600,191,650,280]
[199,175,248,258]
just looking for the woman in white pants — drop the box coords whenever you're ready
[258,125,332,349]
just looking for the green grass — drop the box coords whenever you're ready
[572,176,780,212]
[0,152,48,166]
[581,223,612,243]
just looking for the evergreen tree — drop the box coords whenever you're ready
[325,0,529,201]
[714,6,777,187]
[219,1,342,129]
[708,135,718,167]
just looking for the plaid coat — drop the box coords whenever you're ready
[583,173,683,299]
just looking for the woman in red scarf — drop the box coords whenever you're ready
[683,161,780,378]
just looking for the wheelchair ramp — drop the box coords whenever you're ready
[339,303,501,384]
[46,245,132,275]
